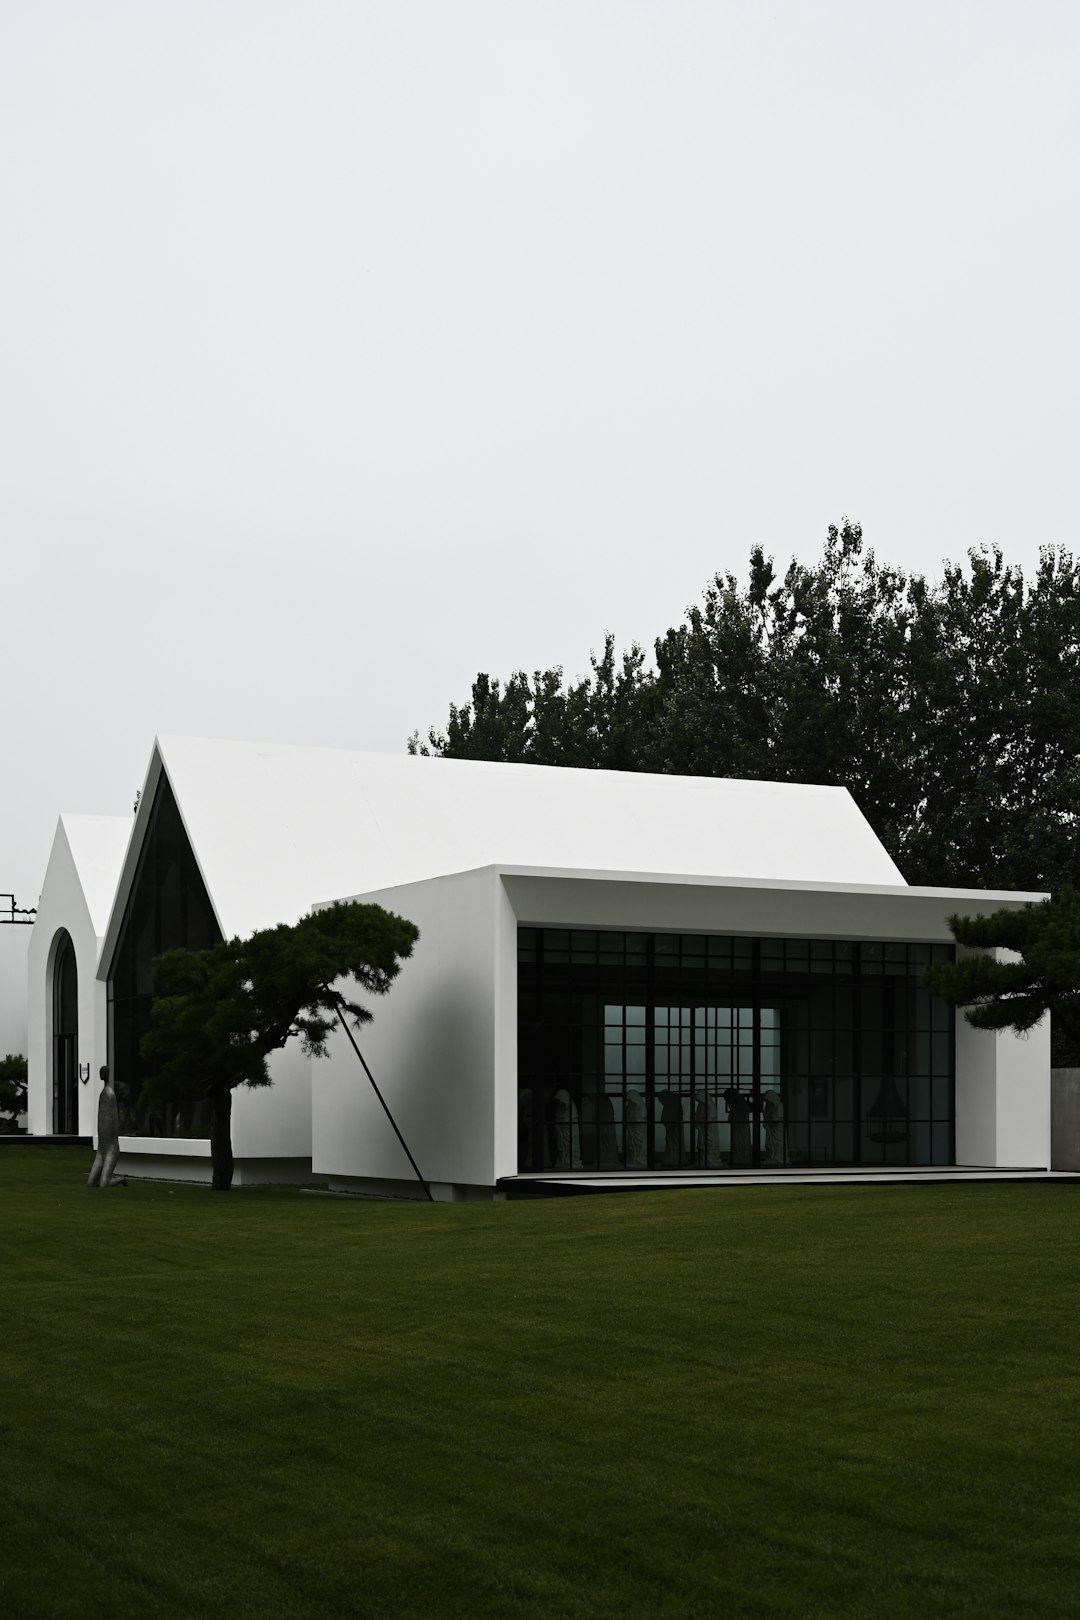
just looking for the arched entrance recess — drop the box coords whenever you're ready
[52,931,79,1135]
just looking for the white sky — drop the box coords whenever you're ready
[2,0,1078,907]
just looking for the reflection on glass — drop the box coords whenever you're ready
[106,776,222,1139]
[517,930,954,1173]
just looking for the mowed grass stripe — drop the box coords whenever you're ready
[2,1148,1079,1618]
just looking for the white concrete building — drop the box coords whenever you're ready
[313,866,1050,1199]
[24,735,1052,1191]
[27,815,131,1138]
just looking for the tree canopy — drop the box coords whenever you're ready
[141,901,419,1189]
[0,1053,27,1133]
[411,522,1080,896]
[924,891,1080,1068]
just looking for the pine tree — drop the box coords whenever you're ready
[141,902,418,1189]
[925,891,1080,1067]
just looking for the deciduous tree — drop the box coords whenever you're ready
[413,523,1080,897]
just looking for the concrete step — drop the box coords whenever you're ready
[500,1165,1080,1197]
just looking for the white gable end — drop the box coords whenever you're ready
[59,815,135,941]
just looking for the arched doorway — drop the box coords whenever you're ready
[52,931,79,1135]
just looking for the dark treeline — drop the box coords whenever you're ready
[411,522,1080,895]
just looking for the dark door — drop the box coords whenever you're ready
[52,933,79,1135]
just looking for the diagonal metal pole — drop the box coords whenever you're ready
[328,993,434,1202]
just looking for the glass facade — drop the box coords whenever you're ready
[518,928,955,1172]
[106,775,222,1138]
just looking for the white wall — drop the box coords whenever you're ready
[26,828,107,1137]
[953,946,1050,1168]
[115,1141,313,1185]
[954,1011,997,1166]
[115,1061,313,1175]
[112,1025,313,1175]
[312,869,504,1192]
[955,1016,1050,1168]
[995,1017,1050,1166]
[232,1043,313,1159]
[123,1044,315,1177]
[499,872,1035,943]
[0,925,30,1058]
[491,874,519,1182]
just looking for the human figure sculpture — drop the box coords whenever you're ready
[694,1091,721,1168]
[762,1088,785,1165]
[657,1090,684,1167]
[624,1089,647,1168]
[723,1086,753,1166]
[552,1088,581,1169]
[87,1065,123,1188]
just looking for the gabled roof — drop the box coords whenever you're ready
[58,815,133,939]
[98,735,905,965]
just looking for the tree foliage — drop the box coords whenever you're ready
[141,902,419,1189]
[924,891,1080,1068]
[0,1053,27,1132]
[412,522,1080,896]
[411,635,655,774]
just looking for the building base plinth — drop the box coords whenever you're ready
[323,1175,501,1203]
[117,1153,314,1186]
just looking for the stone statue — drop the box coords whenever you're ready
[624,1089,647,1168]
[762,1088,785,1165]
[657,1089,684,1166]
[694,1090,721,1168]
[552,1088,581,1169]
[87,1065,124,1188]
[723,1086,753,1166]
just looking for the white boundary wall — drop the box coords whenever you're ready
[113,1041,313,1183]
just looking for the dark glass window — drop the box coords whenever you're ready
[106,775,222,1138]
[52,931,78,1135]
[518,930,955,1173]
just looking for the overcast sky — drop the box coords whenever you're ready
[2,0,1078,906]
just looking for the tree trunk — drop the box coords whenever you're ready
[210,1084,234,1191]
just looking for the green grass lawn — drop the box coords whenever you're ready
[2,1151,1079,1620]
